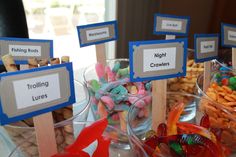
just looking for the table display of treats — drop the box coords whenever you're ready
[1,12,236,157]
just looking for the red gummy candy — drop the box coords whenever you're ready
[157,123,167,136]
[200,115,210,129]
[221,78,229,86]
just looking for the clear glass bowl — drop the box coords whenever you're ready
[8,119,135,157]
[3,80,90,157]
[127,92,203,157]
[83,58,151,149]
[196,73,236,153]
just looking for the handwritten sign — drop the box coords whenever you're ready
[0,37,53,64]
[77,21,118,47]
[0,63,75,125]
[194,34,219,63]
[129,38,188,82]
[221,23,236,47]
[153,14,190,36]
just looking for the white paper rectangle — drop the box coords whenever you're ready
[200,41,215,53]
[13,73,61,109]
[161,20,182,31]
[228,30,236,42]
[9,45,41,57]
[143,47,176,72]
[86,27,110,41]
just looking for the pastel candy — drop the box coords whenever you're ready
[118,111,128,132]
[130,86,138,94]
[110,85,128,95]
[134,82,146,95]
[95,63,106,83]
[114,104,130,111]
[90,80,100,92]
[98,101,108,118]
[112,62,120,73]
[145,82,152,90]
[105,66,116,82]
[117,66,129,77]
[101,96,115,111]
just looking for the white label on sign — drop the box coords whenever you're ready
[9,45,41,57]
[161,20,182,31]
[200,41,215,53]
[13,73,61,109]
[86,27,110,41]
[228,30,236,42]
[143,47,176,72]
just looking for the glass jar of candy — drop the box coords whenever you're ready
[196,72,236,154]
[127,92,234,157]
[83,58,151,149]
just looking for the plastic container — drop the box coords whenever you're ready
[8,120,135,157]
[127,92,235,157]
[3,80,90,157]
[83,58,151,149]
[196,73,236,153]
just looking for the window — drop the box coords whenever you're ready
[23,0,116,76]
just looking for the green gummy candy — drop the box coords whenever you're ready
[112,62,120,73]
[111,85,128,95]
[229,77,236,85]
[90,79,100,92]
[117,66,129,76]
[215,73,221,78]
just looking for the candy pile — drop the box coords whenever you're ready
[200,82,236,151]
[143,103,231,157]
[87,62,151,132]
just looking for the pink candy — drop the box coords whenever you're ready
[101,96,115,110]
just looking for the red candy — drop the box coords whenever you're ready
[221,78,229,86]
[52,118,110,157]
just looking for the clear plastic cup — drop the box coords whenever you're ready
[83,58,151,149]
[196,73,236,154]
[8,119,135,157]
[126,92,232,157]
[3,80,90,157]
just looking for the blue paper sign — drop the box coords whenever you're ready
[129,38,188,82]
[0,62,75,125]
[0,37,53,64]
[77,21,118,47]
[153,13,190,36]
[221,23,236,48]
[194,34,219,63]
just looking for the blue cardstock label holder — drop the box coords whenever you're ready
[153,13,190,36]
[0,62,75,125]
[221,23,236,48]
[129,38,188,82]
[0,37,53,64]
[194,34,219,63]
[77,21,118,47]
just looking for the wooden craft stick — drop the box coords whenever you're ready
[203,61,211,92]
[233,48,236,69]
[32,58,57,157]
[96,44,106,66]
[152,35,175,131]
